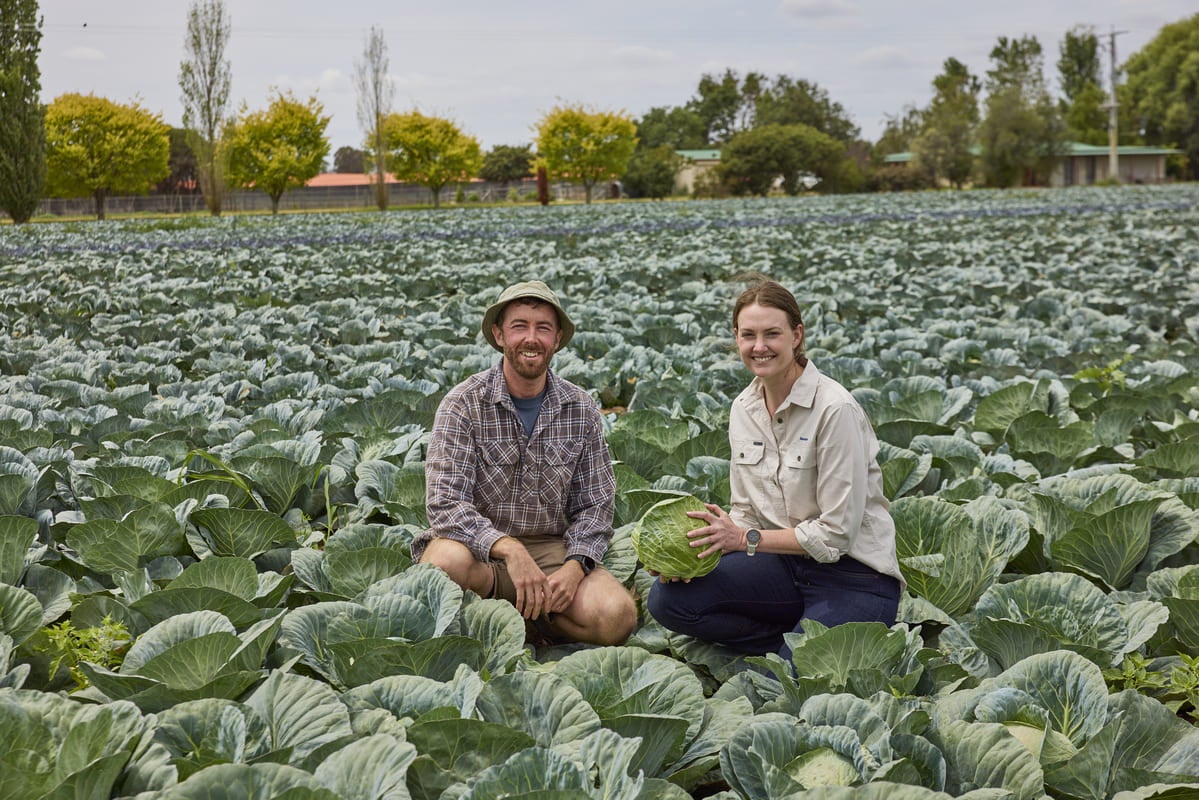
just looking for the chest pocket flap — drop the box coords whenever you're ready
[732,441,765,466]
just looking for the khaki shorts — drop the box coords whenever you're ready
[489,535,569,603]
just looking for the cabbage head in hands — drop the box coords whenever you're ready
[631,494,721,579]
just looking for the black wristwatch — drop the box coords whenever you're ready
[566,554,596,575]
[745,529,761,556]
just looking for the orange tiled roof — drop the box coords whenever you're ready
[306,172,398,187]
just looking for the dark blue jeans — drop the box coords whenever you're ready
[646,552,901,659]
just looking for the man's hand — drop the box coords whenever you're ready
[546,559,586,613]
[492,537,550,619]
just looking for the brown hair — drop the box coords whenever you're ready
[732,277,807,366]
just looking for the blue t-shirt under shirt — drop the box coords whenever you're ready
[510,388,547,438]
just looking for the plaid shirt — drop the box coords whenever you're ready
[411,363,616,564]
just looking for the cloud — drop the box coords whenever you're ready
[856,46,920,69]
[778,0,856,21]
[64,46,105,61]
[611,45,675,66]
[316,68,345,92]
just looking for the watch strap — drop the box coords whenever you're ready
[566,554,595,574]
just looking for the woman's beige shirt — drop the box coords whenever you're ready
[728,360,904,586]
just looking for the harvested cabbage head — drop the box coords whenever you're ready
[632,494,721,579]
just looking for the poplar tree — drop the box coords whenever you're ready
[354,25,394,210]
[179,0,232,216]
[0,0,46,224]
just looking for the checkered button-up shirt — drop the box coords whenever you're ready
[412,363,616,564]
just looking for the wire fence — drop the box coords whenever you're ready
[25,179,606,219]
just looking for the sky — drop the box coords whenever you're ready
[35,1,1196,157]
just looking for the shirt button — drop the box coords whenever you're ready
[738,452,744,458]
[776,417,783,424]
[796,455,802,461]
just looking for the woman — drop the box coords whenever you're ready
[647,278,903,658]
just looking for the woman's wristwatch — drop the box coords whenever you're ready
[745,529,761,556]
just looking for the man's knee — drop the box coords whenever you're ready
[590,584,638,646]
[420,538,487,593]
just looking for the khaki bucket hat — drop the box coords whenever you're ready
[481,280,575,352]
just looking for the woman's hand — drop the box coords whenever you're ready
[685,503,746,560]
[647,567,691,584]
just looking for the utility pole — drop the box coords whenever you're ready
[1105,26,1127,182]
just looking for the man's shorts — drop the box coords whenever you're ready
[489,535,568,603]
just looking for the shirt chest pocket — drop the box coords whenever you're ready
[782,442,816,471]
[478,441,522,502]
[537,438,584,508]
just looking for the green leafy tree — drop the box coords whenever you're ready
[155,127,198,194]
[978,87,1066,187]
[1121,13,1199,180]
[1058,25,1102,101]
[979,34,1067,187]
[380,110,482,208]
[690,68,758,144]
[987,34,1047,94]
[178,0,232,216]
[333,145,364,174]
[635,105,706,151]
[1058,26,1107,145]
[912,57,980,188]
[45,93,170,220]
[354,25,394,209]
[621,145,683,199]
[1063,83,1108,146]
[224,90,330,214]
[533,103,637,204]
[754,74,859,143]
[480,144,533,185]
[0,0,46,224]
[722,123,844,196]
[874,103,924,158]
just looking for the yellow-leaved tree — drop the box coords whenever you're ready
[224,90,330,215]
[533,103,637,204]
[380,110,482,209]
[45,93,170,220]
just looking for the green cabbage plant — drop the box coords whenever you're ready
[631,494,720,579]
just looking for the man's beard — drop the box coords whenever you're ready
[504,343,553,380]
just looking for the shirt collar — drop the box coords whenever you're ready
[744,359,821,412]
[485,361,567,411]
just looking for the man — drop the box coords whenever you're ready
[413,280,637,646]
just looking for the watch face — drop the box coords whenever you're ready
[746,529,761,545]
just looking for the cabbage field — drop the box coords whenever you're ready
[2,184,1198,799]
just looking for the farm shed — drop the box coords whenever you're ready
[674,149,722,194]
[883,141,1182,186]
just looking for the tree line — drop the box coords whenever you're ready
[1,1,1196,222]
